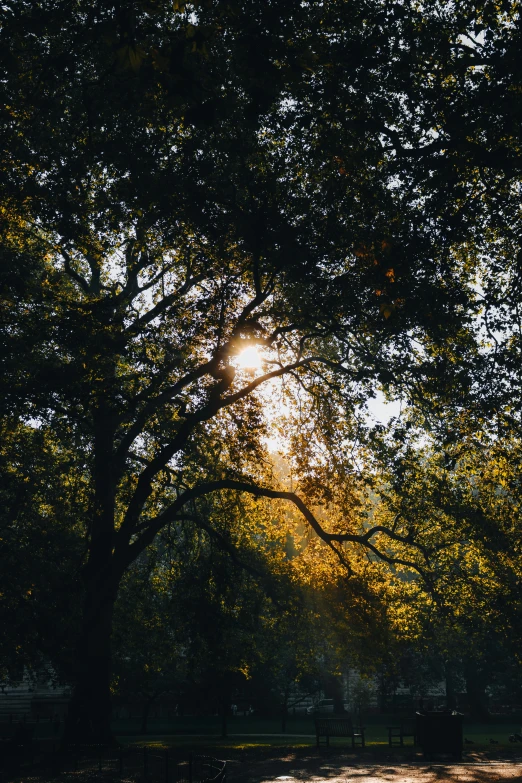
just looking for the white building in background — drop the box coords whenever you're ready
[0,671,70,719]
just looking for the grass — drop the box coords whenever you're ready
[112,715,315,736]
[112,714,522,753]
[119,736,314,751]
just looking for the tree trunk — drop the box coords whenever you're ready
[325,675,345,714]
[221,703,228,738]
[465,663,490,720]
[445,660,457,710]
[63,405,120,747]
[140,696,155,735]
[378,670,391,714]
[63,560,120,746]
[281,684,289,733]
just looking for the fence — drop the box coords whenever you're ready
[0,711,62,724]
[1,746,226,783]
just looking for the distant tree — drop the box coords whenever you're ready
[112,486,317,736]
[112,557,187,735]
[370,424,522,715]
[0,421,84,684]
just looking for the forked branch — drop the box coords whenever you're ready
[115,478,428,580]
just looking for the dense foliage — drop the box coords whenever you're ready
[1,0,521,740]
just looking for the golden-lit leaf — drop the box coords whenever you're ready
[379,302,395,319]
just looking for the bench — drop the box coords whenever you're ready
[314,717,365,748]
[387,719,416,747]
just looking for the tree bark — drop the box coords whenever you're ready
[445,660,457,710]
[465,663,490,720]
[325,674,346,714]
[378,670,392,714]
[62,402,121,747]
[140,696,155,736]
[221,702,228,738]
[63,531,120,746]
[63,583,118,745]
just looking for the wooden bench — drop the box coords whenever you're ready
[387,719,416,747]
[314,717,365,748]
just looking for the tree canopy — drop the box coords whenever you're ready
[1,0,521,742]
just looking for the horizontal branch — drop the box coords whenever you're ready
[115,478,427,580]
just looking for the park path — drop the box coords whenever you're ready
[232,751,522,783]
[266,763,522,783]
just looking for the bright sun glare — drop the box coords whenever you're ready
[235,345,263,371]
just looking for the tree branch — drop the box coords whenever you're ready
[115,479,426,580]
[124,273,205,336]
[60,249,91,294]
[116,353,358,534]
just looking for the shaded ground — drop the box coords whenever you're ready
[6,744,522,783]
[229,747,522,783]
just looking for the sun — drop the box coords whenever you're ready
[235,345,264,371]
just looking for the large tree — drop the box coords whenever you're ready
[1,0,518,742]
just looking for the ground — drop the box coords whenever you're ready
[7,744,522,783]
[228,747,522,783]
[6,717,522,783]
